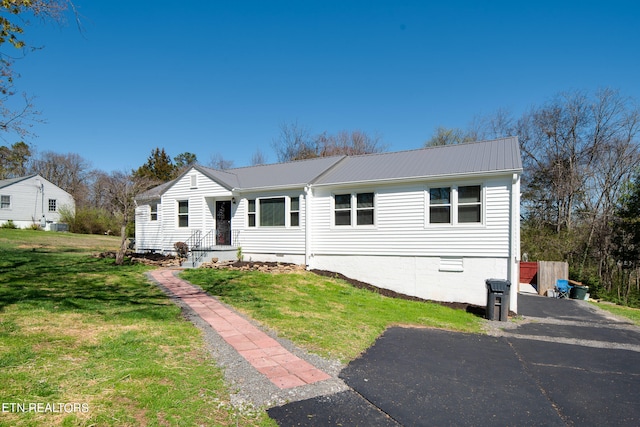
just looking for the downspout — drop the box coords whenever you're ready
[510,173,521,313]
[304,186,313,270]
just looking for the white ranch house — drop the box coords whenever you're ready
[0,174,75,230]
[135,137,523,311]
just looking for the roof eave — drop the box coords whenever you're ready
[310,168,523,188]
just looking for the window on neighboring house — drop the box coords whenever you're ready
[178,200,189,227]
[290,197,300,227]
[247,199,256,227]
[150,202,158,221]
[429,187,451,224]
[458,185,481,223]
[334,192,375,226]
[334,194,352,225]
[0,195,10,209]
[259,197,285,227]
[48,199,57,212]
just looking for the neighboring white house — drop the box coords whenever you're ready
[135,137,523,311]
[0,174,75,230]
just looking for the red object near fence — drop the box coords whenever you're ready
[520,262,538,285]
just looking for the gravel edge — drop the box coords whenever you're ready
[146,270,350,410]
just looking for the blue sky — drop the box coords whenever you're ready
[10,0,640,173]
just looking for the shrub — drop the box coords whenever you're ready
[1,220,17,229]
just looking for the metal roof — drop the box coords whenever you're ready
[311,137,522,186]
[199,155,345,191]
[135,137,522,199]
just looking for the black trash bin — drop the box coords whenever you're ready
[485,279,511,321]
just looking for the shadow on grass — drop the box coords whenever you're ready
[0,248,173,320]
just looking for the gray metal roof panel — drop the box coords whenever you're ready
[224,155,345,190]
[135,138,521,200]
[312,137,522,186]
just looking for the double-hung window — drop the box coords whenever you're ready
[334,194,352,225]
[0,195,10,209]
[334,192,375,226]
[247,199,256,227]
[429,185,482,225]
[178,200,189,227]
[429,188,451,224]
[458,185,481,223]
[150,202,158,221]
[290,197,300,226]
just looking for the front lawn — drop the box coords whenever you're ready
[181,267,484,362]
[0,230,273,427]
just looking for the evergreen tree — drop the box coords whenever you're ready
[133,148,176,182]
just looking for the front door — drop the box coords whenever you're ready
[215,200,231,245]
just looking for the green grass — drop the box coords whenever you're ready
[181,267,484,362]
[0,229,274,427]
[592,302,640,326]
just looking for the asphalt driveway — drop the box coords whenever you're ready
[268,295,640,426]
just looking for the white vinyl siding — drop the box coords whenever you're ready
[135,169,233,253]
[0,175,74,227]
[312,178,510,258]
[235,193,306,255]
[0,195,10,209]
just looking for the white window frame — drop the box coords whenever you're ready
[290,196,300,227]
[177,200,189,228]
[48,199,57,212]
[427,184,484,226]
[332,191,376,227]
[150,202,159,221]
[0,195,10,209]
[246,196,300,228]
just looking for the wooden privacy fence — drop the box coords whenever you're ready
[519,261,569,296]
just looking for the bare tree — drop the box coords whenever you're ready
[0,1,79,139]
[424,126,476,147]
[251,147,267,165]
[271,121,316,162]
[272,122,387,161]
[29,151,91,206]
[208,152,234,170]
[104,171,152,265]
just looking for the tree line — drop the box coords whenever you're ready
[425,88,640,306]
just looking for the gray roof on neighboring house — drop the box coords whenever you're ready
[135,137,522,200]
[312,137,522,186]
[0,174,37,189]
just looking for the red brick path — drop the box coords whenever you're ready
[149,269,331,389]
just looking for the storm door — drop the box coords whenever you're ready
[215,200,231,245]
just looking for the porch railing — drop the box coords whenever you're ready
[188,229,240,266]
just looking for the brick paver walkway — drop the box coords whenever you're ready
[149,269,331,389]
